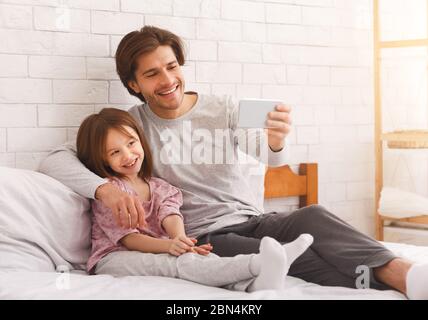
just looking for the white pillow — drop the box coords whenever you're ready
[0,166,91,272]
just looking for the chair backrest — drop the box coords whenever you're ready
[264,163,318,208]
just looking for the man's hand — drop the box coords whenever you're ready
[95,182,146,229]
[265,104,292,152]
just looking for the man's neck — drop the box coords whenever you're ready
[149,93,198,119]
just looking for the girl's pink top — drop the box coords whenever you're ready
[86,176,183,274]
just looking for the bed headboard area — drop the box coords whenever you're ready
[264,163,318,208]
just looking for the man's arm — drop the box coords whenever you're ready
[227,97,291,167]
[38,141,106,199]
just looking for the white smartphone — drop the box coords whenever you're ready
[237,99,281,128]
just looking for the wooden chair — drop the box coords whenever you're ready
[264,163,318,208]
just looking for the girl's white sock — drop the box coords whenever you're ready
[248,237,287,292]
[406,263,428,299]
[247,234,313,292]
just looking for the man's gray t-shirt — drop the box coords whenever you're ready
[39,94,290,238]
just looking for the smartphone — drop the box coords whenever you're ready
[237,99,281,128]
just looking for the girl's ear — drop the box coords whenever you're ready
[128,80,141,94]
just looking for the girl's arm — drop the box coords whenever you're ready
[162,214,196,252]
[155,180,212,255]
[162,214,186,238]
[120,233,201,256]
[120,233,172,254]
[161,215,213,255]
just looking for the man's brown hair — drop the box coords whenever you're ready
[76,108,153,180]
[115,25,186,103]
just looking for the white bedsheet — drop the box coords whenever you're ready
[1,241,427,300]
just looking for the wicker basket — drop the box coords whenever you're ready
[387,130,428,149]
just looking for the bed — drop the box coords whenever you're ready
[1,163,427,300]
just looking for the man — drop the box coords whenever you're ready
[39,26,427,298]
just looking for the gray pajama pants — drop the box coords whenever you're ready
[197,204,397,290]
[95,250,256,291]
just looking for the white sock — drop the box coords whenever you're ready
[249,234,314,276]
[247,237,287,292]
[406,263,428,299]
[282,234,314,265]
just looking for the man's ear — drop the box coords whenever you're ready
[128,80,141,94]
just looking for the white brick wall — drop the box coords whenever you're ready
[38,104,95,127]
[262,85,303,105]
[0,29,52,54]
[0,104,37,127]
[86,57,118,80]
[218,42,262,63]
[7,128,67,152]
[0,4,32,29]
[0,79,52,103]
[53,80,108,103]
[187,40,217,61]
[0,54,27,77]
[52,33,110,56]
[243,22,266,43]
[308,66,330,85]
[266,3,301,24]
[34,6,90,33]
[0,129,6,153]
[221,0,264,22]
[197,19,241,41]
[0,0,379,236]
[109,80,141,104]
[91,11,143,35]
[121,0,172,15]
[173,0,221,19]
[29,56,86,79]
[196,62,241,83]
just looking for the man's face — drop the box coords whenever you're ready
[128,45,185,117]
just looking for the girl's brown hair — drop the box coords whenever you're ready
[115,25,186,103]
[76,108,153,180]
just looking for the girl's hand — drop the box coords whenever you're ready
[187,238,213,256]
[168,235,195,256]
[192,243,213,256]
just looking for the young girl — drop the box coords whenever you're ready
[76,108,313,292]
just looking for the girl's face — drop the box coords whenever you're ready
[105,126,145,179]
